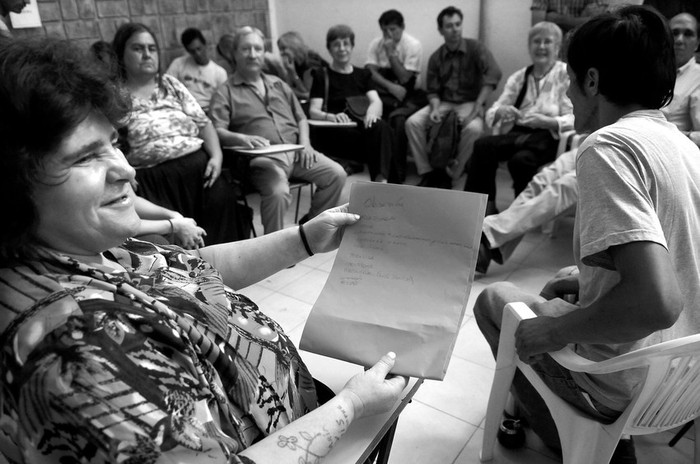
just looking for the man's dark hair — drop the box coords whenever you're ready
[0,38,130,264]
[437,6,463,29]
[181,27,206,48]
[567,5,675,109]
[379,9,404,28]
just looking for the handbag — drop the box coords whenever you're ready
[344,95,370,121]
[426,110,460,170]
[322,67,371,122]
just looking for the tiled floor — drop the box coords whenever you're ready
[238,165,696,463]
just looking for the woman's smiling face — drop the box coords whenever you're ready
[32,111,141,256]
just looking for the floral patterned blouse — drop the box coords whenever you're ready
[126,74,209,169]
[0,240,317,464]
[485,60,574,138]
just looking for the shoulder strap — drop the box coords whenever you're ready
[322,67,329,113]
[514,65,534,110]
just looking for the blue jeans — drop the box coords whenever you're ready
[474,282,621,450]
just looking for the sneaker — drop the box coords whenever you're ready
[610,438,637,464]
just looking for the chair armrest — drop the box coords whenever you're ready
[504,302,616,374]
[507,302,663,376]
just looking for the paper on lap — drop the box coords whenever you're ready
[228,143,304,155]
[300,182,487,380]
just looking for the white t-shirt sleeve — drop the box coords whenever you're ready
[576,134,667,270]
[401,35,422,73]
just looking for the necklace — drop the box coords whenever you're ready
[532,63,555,80]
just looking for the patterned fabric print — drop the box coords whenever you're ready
[0,239,317,464]
[126,74,209,169]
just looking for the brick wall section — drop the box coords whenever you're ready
[9,0,270,68]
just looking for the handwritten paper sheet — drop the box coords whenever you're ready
[300,182,486,380]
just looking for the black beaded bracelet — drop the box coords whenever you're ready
[298,223,314,256]
[167,219,175,242]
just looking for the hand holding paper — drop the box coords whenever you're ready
[300,182,487,379]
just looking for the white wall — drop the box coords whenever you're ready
[270,0,481,87]
[270,0,533,97]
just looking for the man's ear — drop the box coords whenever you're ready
[584,68,599,97]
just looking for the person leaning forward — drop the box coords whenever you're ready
[405,5,502,188]
[210,26,346,235]
[474,6,700,462]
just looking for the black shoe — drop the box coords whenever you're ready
[418,172,433,187]
[476,233,503,273]
[490,244,503,265]
[610,438,637,464]
[485,200,499,216]
[476,241,492,274]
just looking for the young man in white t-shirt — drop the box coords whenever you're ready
[366,9,425,183]
[166,27,227,112]
[475,6,700,463]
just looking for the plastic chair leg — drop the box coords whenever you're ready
[694,418,700,464]
[480,305,528,461]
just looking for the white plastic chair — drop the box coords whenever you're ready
[480,302,700,464]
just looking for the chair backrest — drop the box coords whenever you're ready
[510,301,700,436]
[624,336,700,434]
[552,332,700,434]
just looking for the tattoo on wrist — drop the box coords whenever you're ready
[275,405,349,463]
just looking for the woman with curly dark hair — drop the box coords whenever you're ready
[0,37,404,464]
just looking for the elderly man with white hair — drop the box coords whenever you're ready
[210,27,346,234]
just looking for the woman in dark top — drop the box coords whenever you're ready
[309,24,393,182]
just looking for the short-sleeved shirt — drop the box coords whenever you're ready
[662,57,700,147]
[309,66,376,114]
[166,54,228,112]
[426,38,502,103]
[209,73,305,145]
[572,110,700,411]
[0,240,317,463]
[365,31,423,74]
[125,74,208,168]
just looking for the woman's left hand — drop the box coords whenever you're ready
[364,112,381,129]
[302,204,361,254]
[203,156,223,188]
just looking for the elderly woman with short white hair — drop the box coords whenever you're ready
[464,21,574,216]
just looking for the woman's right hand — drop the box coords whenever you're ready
[338,352,407,418]
[493,105,521,125]
[172,217,207,249]
[333,112,353,124]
